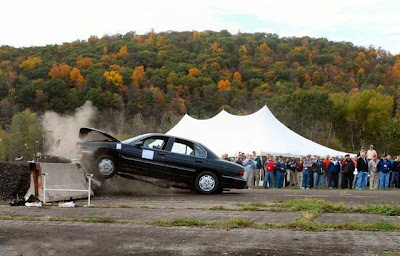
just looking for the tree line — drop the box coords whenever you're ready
[0,30,400,161]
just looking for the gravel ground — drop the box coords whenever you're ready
[1,188,400,255]
[0,220,399,256]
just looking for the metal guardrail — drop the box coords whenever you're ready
[41,173,93,207]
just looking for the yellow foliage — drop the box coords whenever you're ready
[19,57,43,69]
[240,45,247,55]
[217,80,231,90]
[76,57,93,69]
[70,68,85,87]
[131,65,146,87]
[233,72,242,87]
[103,71,123,87]
[210,42,222,53]
[193,30,201,41]
[48,63,71,81]
[103,46,108,54]
[188,67,200,77]
[156,35,165,47]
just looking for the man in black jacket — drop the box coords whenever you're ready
[342,154,355,189]
[391,155,400,188]
[357,152,369,189]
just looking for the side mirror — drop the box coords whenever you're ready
[134,141,144,147]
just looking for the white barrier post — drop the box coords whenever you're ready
[42,172,47,204]
[86,174,93,207]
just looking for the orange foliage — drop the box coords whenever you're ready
[70,68,85,87]
[188,67,200,77]
[117,45,128,58]
[76,57,93,69]
[103,70,123,87]
[110,64,122,71]
[210,42,222,53]
[132,35,143,42]
[48,63,71,81]
[217,80,231,90]
[259,43,270,52]
[131,65,146,87]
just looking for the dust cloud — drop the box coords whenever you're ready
[42,101,98,159]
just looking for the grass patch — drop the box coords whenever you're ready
[355,204,400,216]
[278,198,348,214]
[150,218,257,229]
[209,205,226,210]
[88,204,132,209]
[140,205,154,209]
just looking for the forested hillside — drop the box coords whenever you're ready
[1,30,400,158]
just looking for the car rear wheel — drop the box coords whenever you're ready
[96,154,117,179]
[195,171,219,194]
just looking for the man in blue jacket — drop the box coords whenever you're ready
[378,154,392,189]
[328,156,341,188]
[275,156,286,188]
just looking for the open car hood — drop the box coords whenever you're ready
[79,127,120,142]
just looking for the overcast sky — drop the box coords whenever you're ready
[1,0,399,54]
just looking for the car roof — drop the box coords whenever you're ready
[134,133,219,159]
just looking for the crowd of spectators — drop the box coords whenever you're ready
[228,145,400,190]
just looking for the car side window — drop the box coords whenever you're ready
[142,137,168,150]
[194,143,207,158]
[171,141,194,156]
[171,139,207,158]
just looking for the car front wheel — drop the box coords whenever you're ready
[96,154,117,179]
[195,171,219,194]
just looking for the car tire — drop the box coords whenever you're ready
[95,154,117,179]
[195,171,219,194]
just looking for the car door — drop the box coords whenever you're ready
[119,135,170,179]
[163,138,208,181]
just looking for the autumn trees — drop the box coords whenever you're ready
[0,30,399,156]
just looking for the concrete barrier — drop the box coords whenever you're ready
[25,163,93,202]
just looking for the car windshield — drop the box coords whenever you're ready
[121,134,148,144]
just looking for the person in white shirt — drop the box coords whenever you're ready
[366,145,377,161]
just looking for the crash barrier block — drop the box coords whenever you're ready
[0,162,31,199]
[24,163,93,202]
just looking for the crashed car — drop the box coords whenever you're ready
[78,128,247,194]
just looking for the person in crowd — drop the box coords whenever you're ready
[356,152,369,190]
[312,156,325,189]
[235,153,245,165]
[378,154,392,189]
[391,155,400,188]
[221,153,228,160]
[387,155,394,188]
[297,157,304,188]
[302,155,312,189]
[252,151,263,187]
[357,146,366,157]
[275,156,286,188]
[263,156,275,189]
[328,156,341,188]
[322,155,330,188]
[367,145,377,161]
[353,155,359,188]
[242,154,256,189]
[341,154,355,189]
[286,156,298,187]
[368,154,379,189]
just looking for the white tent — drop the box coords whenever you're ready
[167,105,351,157]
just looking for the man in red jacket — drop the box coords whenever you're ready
[263,156,275,188]
[322,155,330,188]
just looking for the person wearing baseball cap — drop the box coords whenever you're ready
[377,153,392,189]
[368,154,379,189]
